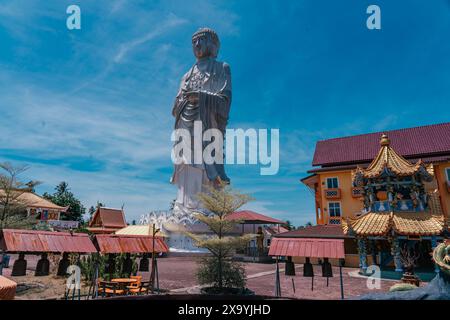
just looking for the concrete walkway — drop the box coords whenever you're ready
[170,265,300,294]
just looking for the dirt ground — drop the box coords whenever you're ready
[2,254,419,300]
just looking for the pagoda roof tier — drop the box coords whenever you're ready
[342,211,445,237]
[342,212,391,237]
[352,134,434,181]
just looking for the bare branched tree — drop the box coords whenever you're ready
[0,162,41,230]
[400,245,420,274]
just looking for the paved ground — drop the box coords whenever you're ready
[137,255,407,299]
[2,254,425,300]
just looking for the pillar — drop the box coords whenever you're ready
[431,236,439,273]
[357,238,368,274]
[0,252,5,275]
[391,237,403,272]
[371,240,378,266]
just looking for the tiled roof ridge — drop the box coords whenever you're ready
[316,122,450,144]
[98,206,123,211]
[313,122,450,166]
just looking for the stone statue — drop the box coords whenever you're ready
[171,27,232,215]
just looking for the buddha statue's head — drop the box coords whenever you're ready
[192,27,220,60]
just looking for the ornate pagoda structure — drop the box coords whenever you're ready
[342,134,446,273]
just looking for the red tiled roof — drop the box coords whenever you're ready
[268,237,345,258]
[0,190,68,211]
[265,225,290,235]
[307,154,450,173]
[274,224,351,239]
[95,234,169,254]
[226,210,286,225]
[0,229,97,253]
[89,207,127,229]
[312,122,450,167]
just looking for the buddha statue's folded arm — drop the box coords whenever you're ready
[199,63,232,125]
[171,71,191,119]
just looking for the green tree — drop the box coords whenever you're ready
[87,201,104,222]
[43,182,86,222]
[284,220,295,230]
[186,183,254,291]
[0,162,41,230]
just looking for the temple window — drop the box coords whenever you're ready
[328,202,341,217]
[445,167,450,182]
[326,177,339,189]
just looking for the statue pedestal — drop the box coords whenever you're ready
[140,205,211,253]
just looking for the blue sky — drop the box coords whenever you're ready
[0,0,449,226]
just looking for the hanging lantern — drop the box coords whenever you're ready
[57,252,70,276]
[322,258,333,278]
[11,252,27,276]
[303,257,314,277]
[35,253,50,276]
[139,253,149,272]
[285,256,295,276]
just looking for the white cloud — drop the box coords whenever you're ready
[113,13,188,63]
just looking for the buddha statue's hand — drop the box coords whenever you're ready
[184,91,200,104]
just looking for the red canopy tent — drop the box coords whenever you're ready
[268,237,346,298]
[226,210,286,225]
[268,237,345,259]
[94,234,169,254]
[0,229,97,253]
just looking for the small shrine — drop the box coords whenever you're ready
[87,207,127,234]
[343,134,446,273]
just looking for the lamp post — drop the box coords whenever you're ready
[150,223,160,293]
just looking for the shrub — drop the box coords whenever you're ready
[197,256,246,289]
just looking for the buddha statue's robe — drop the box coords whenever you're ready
[171,56,232,213]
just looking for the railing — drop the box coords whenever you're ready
[324,188,341,199]
[371,199,425,212]
[328,217,341,225]
[351,187,364,198]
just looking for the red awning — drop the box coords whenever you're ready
[95,234,169,254]
[268,237,345,259]
[0,229,97,253]
[226,210,285,225]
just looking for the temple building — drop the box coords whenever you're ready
[87,207,127,234]
[301,122,450,272]
[0,190,68,222]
